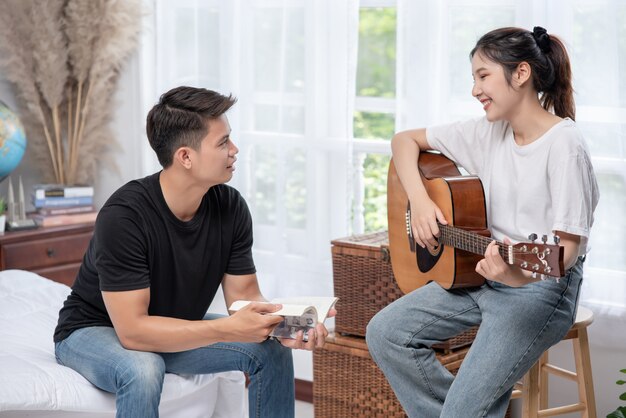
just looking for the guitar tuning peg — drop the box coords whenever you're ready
[528,233,538,242]
[553,235,560,244]
[542,234,548,244]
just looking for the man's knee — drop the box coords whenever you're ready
[264,338,293,367]
[245,339,293,380]
[117,352,166,392]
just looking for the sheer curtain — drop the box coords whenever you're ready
[142,0,359,379]
[142,0,624,378]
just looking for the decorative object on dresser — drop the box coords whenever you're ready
[0,221,94,286]
[31,183,97,227]
[0,100,27,182]
[5,176,37,231]
[0,0,142,185]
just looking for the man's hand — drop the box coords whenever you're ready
[277,308,336,350]
[225,302,286,343]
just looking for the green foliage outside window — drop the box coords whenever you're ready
[354,111,394,140]
[363,154,390,233]
[357,7,396,98]
[355,7,397,233]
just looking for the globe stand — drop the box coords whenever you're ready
[6,177,37,231]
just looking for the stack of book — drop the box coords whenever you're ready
[31,184,98,227]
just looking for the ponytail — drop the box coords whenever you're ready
[541,35,575,121]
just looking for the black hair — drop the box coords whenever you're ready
[470,27,575,120]
[146,86,237,168]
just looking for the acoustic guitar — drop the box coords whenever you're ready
[387,152,564,294]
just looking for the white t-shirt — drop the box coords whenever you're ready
[426,117,599,256]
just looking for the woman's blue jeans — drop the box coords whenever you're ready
[55,314,294,418]
[366,258,584,418]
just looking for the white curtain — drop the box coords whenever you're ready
[143,0,359,380]
[143,0,359,298]
[143,0,624,365]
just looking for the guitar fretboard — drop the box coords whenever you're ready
[438,224,510,263]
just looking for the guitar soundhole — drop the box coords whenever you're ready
[416,240,443,273]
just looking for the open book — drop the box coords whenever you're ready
[228,296,338,341]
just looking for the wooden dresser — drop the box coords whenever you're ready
[0,222,95,287]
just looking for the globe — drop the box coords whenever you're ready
[0,100,26,182]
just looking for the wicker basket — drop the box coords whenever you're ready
[313,334,468,418]
[331,231,477,352]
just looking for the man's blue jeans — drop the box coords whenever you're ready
[366,258,584,418]
[55,314,294,418]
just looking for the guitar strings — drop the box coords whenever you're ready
[438,224,548,255]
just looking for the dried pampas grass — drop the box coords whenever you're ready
[0,0,142,185]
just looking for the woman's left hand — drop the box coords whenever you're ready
[276,308,335,350]
[476,239,531,287]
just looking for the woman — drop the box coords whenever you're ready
[366,26,599,418]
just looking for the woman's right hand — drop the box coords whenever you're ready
[409,195,448,250]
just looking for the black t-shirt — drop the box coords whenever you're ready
[54,172,256,343]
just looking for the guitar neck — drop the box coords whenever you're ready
[439,224,510,262]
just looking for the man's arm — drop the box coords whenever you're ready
[102,282,284,353]
[221,272,266,308]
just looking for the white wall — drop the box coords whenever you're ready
[92,52,148,205]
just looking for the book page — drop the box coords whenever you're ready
[228,301,311,317]
[271,296,338,322]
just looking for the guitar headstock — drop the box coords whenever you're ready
[510,237,565,278]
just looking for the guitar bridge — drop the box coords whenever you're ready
[406,204,415,252]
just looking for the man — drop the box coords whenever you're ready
[54,86,329,418]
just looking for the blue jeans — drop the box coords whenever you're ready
[366,258,584,418]
[55,314,295,418]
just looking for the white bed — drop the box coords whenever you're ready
[0,270,246,418]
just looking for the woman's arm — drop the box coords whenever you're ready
[391,128,447,249]
[476,231,581,287]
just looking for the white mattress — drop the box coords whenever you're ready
[0,270,246,418]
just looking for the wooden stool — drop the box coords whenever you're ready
[511,306,596,418]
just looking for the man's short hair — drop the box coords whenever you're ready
[146,86,237,168]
